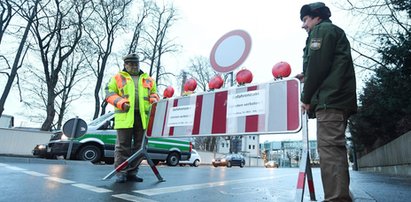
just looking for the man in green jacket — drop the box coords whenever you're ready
[298,2,357,201]
[105,53,159,183]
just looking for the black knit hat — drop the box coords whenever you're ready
[300,2,331,20]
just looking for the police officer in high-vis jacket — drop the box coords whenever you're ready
[298,2,357,201]
[105,53,159,183]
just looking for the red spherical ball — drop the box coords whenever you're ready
[208,75,224,90]
[184,78,197,91]
[163,86,174,98]
[236,69,253,84]
[272,61,291,78]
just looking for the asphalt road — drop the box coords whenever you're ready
[1,156,410,202]
[1,156,322,202]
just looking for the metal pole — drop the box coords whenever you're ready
[66,116,79,160]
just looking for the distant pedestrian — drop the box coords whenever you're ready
[105,53,159,183]
[297,2,357,201]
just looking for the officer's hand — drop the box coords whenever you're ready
[301,103,310,114]
[295,73,304,83]
[122,102,130,111]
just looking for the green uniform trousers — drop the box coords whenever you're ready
[316,109,352,202]
[114,111,144,176]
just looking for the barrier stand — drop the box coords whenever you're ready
[102,134,165,182]
[295,112,316,201]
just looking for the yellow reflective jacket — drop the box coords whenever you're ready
[105,70,158,129]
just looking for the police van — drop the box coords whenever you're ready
[33,112,191,166]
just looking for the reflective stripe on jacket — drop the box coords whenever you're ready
[105,70,158,129]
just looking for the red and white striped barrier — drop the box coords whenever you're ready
[147,78,301,137]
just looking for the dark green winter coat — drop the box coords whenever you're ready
[301,19,357,117]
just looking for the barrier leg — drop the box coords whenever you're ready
[295,113,316,201]
[143,149,165,182]
[306,157,316,201]
[102,135,165,182]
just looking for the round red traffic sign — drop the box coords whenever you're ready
[210,30,252,73]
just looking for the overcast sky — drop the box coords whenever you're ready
[2,0,359,142]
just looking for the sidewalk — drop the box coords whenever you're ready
[350,170,411,202]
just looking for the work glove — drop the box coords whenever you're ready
[122,102,130,111]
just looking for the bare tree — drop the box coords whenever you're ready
[338,0,410,72]
[183,56,218,91]
[28,0,88,131]
[0,0,16,45]
[0,0,39,117]
[127,0,150,54]
[83,0,133,119]
[54,53,90,129]
[141,1,179,87]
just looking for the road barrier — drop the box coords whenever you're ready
[103,78,316,201]
[147,78,301,137]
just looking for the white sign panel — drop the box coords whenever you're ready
[167,105,195,127]
[227,90,265,118]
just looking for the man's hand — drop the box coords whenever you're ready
[295,73,304,83]
[122,102,130,111]
[301,103,310,114]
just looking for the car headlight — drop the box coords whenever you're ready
[60,134,69,141]
[221,159,226,162]
[212,159,215,162]
[38,144,46,150]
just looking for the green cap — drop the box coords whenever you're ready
[300,2,331,20]
[123,53,139,63]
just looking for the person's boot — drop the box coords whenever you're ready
[127,175,143,182]
[115,173,127,183]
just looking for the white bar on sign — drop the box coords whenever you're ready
[227,90,265,118]
[167,105,195,127]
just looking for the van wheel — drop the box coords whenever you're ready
[192,159,200,167]
[166,152,179,166]
[77,145,101,163]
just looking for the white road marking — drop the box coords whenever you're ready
[72,183,112,193]
[5,165,27,171]
[45,176,75,184]
[112,194,158,202]
[22,170,49,177]
[134,174,295,196]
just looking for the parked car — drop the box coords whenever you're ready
[212,154,245,168]
[264,161,279,168]
[32,112,191,166]
[179,149,201,167]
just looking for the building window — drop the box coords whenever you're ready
[221,143,224,148]
[253,136,255,140]
[249,145,251,149]
[253,145,255,149]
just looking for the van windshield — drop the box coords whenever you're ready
[88,112,113,127]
